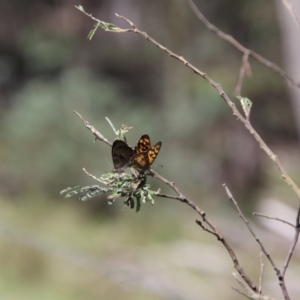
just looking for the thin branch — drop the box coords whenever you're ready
[82,168,102,183]
[231,287,253,300]
[259,252,264,295]
[152,172,257,292]
[156,193,184,201]
[74,111,112,146]
[281,0,300,28]
[233,51,251,96]
[73,112,258,293]
[234,272,256,295]
[223,183,290,300]
[281,202,300,277]
[253,212,295,228]
[195,219,218,237]
[232,272,273,300]
[105,117,118,135]
[185,0,300,89]
[254,204,300,291]
[108,14,300,203]
[74,8,300,298]
[281,228,300,276]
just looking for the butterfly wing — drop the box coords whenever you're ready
[131,141,161,170]
[134,134,151,154]
[112,140,134,171]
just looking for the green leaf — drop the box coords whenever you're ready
[75,5,85,13]
[237,96,252,119]
[87,29,95,40]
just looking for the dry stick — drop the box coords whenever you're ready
[105,117,118,135]
[152,170,257,293]
[74,111,112,146]
[77,10,300,298]
[223,183,290,300]
[233,272,259,299]
[281,202,300,277]
[258,252,264,296]
[233,51,251,96]
[185,0,300,89]
[82,168,102,183]
[281,0,300,28]
[195,219,218,237]
[101,17,300,287]
[74,111,258,293]
[118,10,300,297]
[253,212,295,228]
[254,204,300,284]
[231,287,253,300]
[111,14,300,203]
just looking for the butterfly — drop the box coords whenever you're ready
[112,134,162,172]
[111,139,134,172]
[130,134,162,170]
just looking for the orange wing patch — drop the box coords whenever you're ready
[134,134,151,154]
[130,141,162,170]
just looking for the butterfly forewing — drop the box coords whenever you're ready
[130,141,162,170]
[111,140,134,171]
[134,134,151,154]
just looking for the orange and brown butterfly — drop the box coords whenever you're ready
[111,139,134,172]
[130,134,162,170]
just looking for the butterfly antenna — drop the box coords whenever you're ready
[153,164,164,168]
[105,157,113,168]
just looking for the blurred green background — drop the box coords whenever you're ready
[0,0,299,299]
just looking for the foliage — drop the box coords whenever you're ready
[60,171,159,212]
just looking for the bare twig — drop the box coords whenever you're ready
[231,287,253,300]
[74,111,112,146]
[233,51,251,96]
[253,212,295,228]
[281,0,300,28]
[259,252,264,295]
[185,0,300,89]
[232,271,273,300]
[75,8,300,299]
[151,171,258,292]
[82,168,102,183]
[104,14,300,203]
[223,183,290,300]
[105,117,118,135]
[73,111,258,293]
[281,202,300,277]
[156,193,184,201]
[253,205,300,297]
[195,219,218,237]
[76,10,300,202]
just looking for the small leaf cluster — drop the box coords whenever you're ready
[60,185,112,202]
[60,171,158,212]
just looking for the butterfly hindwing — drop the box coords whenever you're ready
[130,141,162,170]
[111,139,134,171]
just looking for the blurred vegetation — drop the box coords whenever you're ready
[0,0,299,299]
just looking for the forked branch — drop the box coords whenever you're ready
[74,6,300,300]
[185,0,300,89]
[74,111,258,294]
[75,10,300,203]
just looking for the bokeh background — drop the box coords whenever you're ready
[1,0,300,299]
